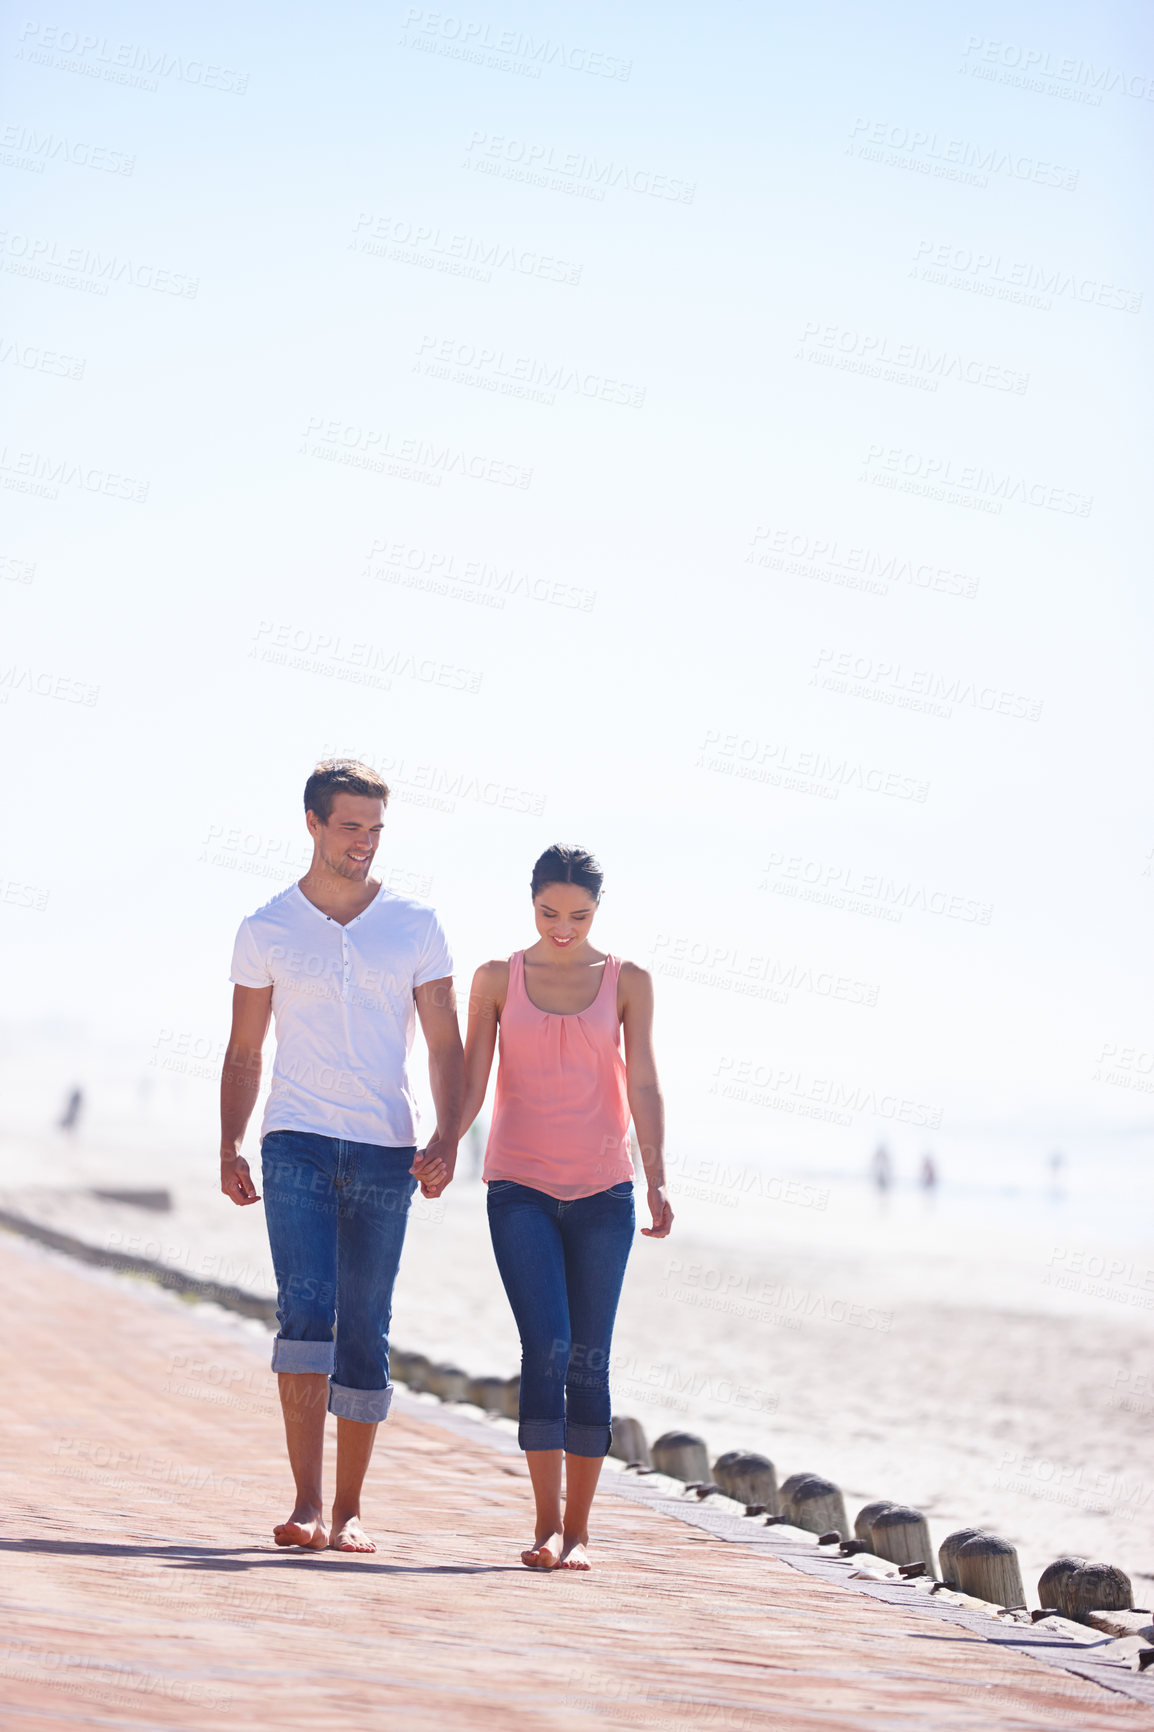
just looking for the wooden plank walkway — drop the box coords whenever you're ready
[1,1230,1150,1731]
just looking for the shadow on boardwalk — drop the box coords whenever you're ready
[0,1536,516,1576]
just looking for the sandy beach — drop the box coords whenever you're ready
[4,1110,1151,1611]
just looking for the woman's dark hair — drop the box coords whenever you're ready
[531,844,604,902]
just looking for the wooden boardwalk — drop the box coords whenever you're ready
[1,1230,1151,1731]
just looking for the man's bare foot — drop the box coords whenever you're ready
[521,1529,564,1570]
[559,1533,591,1570]
[273,1507,328,1550]
[330,1515,376,1553]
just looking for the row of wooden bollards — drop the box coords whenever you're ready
[613,1425,1137,1624]
[392,1351,521,1419]
[389,1362,1137,1625]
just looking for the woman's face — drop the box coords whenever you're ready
[533,882,599,951]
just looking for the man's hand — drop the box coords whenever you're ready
[411,1134,458,1200]
[221,1152,260,1205]
[641,1182,673,1239]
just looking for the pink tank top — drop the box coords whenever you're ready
[483,950,634,1200]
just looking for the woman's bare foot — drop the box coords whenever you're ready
[273,1506,329,1550]
[521,1529,564,1570]
[330,1514,376,1553]
[559,1533,592,1570]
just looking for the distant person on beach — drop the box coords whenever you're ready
[58,1086,83,1133]
[871,1143,892,1190]
[219,760,463,1554]
[457,844,672,1571]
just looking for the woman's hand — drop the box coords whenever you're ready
[412,1134,458,1199]
[641,1182,673,1238]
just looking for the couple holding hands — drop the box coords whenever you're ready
[220,759,672,1570]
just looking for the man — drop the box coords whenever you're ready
[220,759,463,1553]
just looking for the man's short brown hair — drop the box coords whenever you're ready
[304,759,390,824]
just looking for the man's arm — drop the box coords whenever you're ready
[412,975,465,1198]
[220,984,272,1205]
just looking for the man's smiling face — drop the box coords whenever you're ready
[306,792,385,880]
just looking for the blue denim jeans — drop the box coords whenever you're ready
[261,1130,417,1424]
[486,1179,635,1457]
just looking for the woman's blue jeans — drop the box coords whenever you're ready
[486,1179,635,1458]
[261,1130,417,1424]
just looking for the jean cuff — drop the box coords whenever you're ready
[564,1421,611,1458]
[329,1381,393,1424]
[517,1418,566,1452]
[270,1337,335,1374]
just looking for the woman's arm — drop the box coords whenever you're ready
[621,962,673,1238]
[461,960,507,1137]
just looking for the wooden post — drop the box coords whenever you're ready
[868,1505,932,1569]
[781,1473,848,1537]
[465,1374,506,1413]
[712,1451,744,1495]
[424,1363,469,1402]
[937,1527,987,1587]
[389,1348,415,1385]
[855,1500,897,1546]
[955,1534,1026,1608]
[399,1352,431,1392]
[1057,1562,1133,1624]
[726,1453,779,1514]
[778,1471,811,1508]
[499,1374,520,1421]
[651,1431,710,1482]
[609,1416,651,1467]
[1037,1555,1088,1610]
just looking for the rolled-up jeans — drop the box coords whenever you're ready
[261,1130,417,1423]
[486,1179,635,1457]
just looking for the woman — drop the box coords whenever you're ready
[461,844,673,1571]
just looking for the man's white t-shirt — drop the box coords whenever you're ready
[230,883,454,1147]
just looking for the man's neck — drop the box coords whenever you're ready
[297,867,382,925]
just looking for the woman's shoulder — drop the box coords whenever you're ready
[471,956,516,997]
[616,958,654,996]
[473,956,514,985]
[469,956,512,1015]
